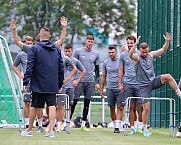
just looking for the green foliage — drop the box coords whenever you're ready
[0,0,136,44]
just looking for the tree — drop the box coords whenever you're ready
[0,0,136,45]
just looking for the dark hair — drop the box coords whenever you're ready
[86,35,94,40]
[140,42,149,49]
[24,36,33,42]
[108,45,117,50]
[35,34,40,42]
[126,35,136,43]
[64,44,73,50]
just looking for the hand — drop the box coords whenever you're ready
[119,83,124,92]
[58,88,62,93]
[135,36,141,45]
[60,16,67,27]
[100,90,104,98]
[19,74,24,79]
[23,86,28,92]
[63,76,70,83]
[163,32,171,42]
[95,83,100,91]
[10,19,18,30]
[72,80,79,87]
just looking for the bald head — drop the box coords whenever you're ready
[139,42,150,58]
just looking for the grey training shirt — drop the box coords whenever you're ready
[102,58,119,89]
[135,53,155,87]
[119,50,140,85]
[13,51,28,74]
[73,47,100,82]
[62,55,75,88]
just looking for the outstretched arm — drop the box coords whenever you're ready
[129,36,141,62]
[178,78,181,89]
[150,32,171,58]
[10,19,24,49]
[55,16,67,47]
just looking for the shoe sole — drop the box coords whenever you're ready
[44,136,54,137]
[21,134,33,137]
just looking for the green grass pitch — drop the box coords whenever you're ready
[0,128,180,145]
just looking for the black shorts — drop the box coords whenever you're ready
[31,92,56,108]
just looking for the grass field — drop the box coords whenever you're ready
[0,128,180,145]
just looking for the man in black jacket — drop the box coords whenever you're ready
[21,27,64,137]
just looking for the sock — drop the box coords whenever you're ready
[131,126,135,129]
[25,118,29,125]
[81,120,86,127]
[118,120,122,129]
[143,124,148,131]
[134,121,139,129]
[115,120,121,129]
[138,122,143,128]
[121,121,125,128]
[57,122,62,130]
[176,88,181,97]
[113,120,116,128]
[38,118,43,127]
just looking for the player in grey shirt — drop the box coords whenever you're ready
[12,36,33,129]
[129,33,181,137]
[100,45,125,133]
[56,54,77,132]
[71,35,100,131]
[119,35,143,134]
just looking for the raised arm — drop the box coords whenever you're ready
[129,36,141,62]
[10,19,24,49]
[150,32,171,58]
[55,16,67,47]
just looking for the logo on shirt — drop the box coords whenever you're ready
[90,54,94,59]
[81,55,85,58]
[147,61,151,65]
[107,66,111,69]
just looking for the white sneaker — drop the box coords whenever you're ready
[21,130,33,136]
[119,127,124,132]
[176,132,181,138]
[44,131,54,137]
